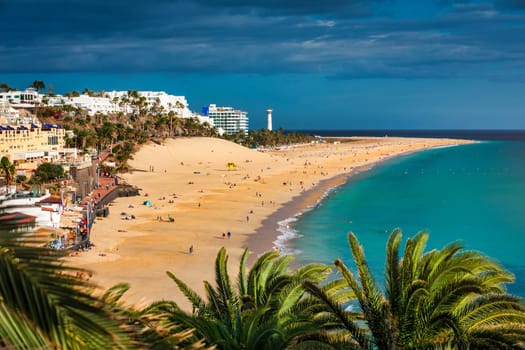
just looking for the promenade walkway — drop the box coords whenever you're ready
[79,150,117,209]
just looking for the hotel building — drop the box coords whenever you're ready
[202,104,248,135]
[0,122,68,163]
[0,102,69,165]
[64,94,122,116]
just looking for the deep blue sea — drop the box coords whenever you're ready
[279,131,525,297]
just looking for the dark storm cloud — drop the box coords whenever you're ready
[190,0,382,17]
[437,0,525,10]
[0,0,524,80]
[495,0,525,9]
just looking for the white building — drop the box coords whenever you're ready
[106,91,192,118]
[0,100,21,124]
[0,100,40,126]
[0,88,41,108]
[64,94,121,116]
[204,104,248,135]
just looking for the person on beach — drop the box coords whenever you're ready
[227,231,231,239]
[222,232,226,239]
[189,245,193,256]
[246,215,249,222]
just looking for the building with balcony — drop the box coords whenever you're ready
[202,104,248,135]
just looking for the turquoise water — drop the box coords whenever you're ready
[285,141,525,296]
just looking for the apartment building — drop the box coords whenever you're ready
[202,104,248,135]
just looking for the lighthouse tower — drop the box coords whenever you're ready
[266,109,273,131]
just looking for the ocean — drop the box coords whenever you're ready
[278,131,525,297]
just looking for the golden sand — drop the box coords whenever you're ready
[67,136,472,309]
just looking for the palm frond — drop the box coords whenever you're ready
[0,302,50,349]
[385,229,402,317]
[237,248,249,297]
[0,235,132,349]
[303,280,371,349]
[166,271,206,313]
[214,247,237,309]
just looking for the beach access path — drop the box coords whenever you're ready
[66,136,473,310]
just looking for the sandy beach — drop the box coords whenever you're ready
[67,136,472,309]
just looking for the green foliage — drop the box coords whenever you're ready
[329,229,525,349]
[34,162,65,182]
[0,156,15,186]
[146,247,360,349]
[0,235,134,349]
[1,218,522,350]
[15,174,27,183]
[0,83,16,92]
[227,128,315,148]
[31,80,45,91]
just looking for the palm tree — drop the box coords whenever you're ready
[82,88,94,96]
[113,141,134,172]
[329,229,525,349]
[0,234,133,349]
[0,156,15,191]
[0,83,15,92]
[101,283,212,349]
[145,247,358,349]
[31,80,45,92]
[98,121,117,148]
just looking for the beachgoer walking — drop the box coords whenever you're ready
[246,215,249,222]
[222,232,226,239]
[189,245,193,256]
[227,231,231,239]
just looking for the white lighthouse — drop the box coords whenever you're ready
[266,108,273,131]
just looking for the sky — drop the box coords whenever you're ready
[0,0,524,130]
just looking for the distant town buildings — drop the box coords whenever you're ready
[0,87,253,167]
[58,90,216,127]
[1,88,219,130]
[202,104,248,135]
[106,91,192,118]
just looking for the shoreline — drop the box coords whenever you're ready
[249,169,355,260]
[66,136,473,309]
[248,142,466,261]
